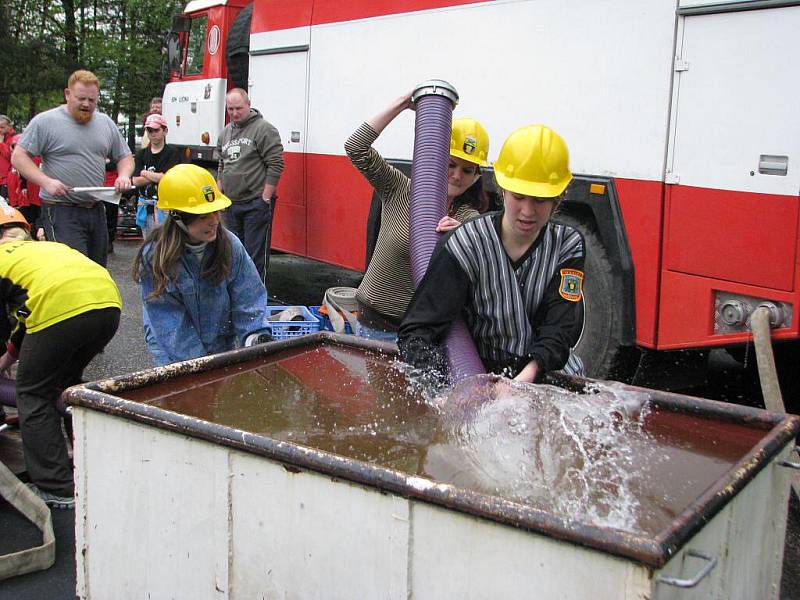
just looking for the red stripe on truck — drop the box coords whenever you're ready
[251,0,488,32]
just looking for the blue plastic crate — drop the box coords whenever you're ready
[267,305,321,340]
[310,305,354,334]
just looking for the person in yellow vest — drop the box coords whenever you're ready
[0,204,121,509]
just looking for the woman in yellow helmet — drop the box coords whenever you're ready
[133,164,273,365]
[0,203,121,508]
[398,124,585,383]
[345,92,494,342]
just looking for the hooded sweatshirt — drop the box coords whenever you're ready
[216,108,284,202]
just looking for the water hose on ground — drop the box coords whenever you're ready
[408,80,485,383]
[750,306,800,498]
[0,459,56,579]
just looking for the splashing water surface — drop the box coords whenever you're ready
[124,345,766,536]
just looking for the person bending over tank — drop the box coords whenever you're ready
[0,203,121,509]
[133,164,273,366]
[398,125,585,383]
[345,91,494,342]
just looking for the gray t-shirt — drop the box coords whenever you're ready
[18,106,131,205]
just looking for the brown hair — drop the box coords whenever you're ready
[67,69,100,89]
[133,213,232,298]
[450,170,494,214]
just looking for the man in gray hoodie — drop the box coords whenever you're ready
[216,88,284,284]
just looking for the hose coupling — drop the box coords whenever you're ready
[412,79,459,107]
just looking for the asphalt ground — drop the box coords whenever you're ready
[0,238,798,598]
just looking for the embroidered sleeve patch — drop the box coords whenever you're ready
[559,268,584,301]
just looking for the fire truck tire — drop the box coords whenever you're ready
[557,213,639,382]
[226,3,254,90]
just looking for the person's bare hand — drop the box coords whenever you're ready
[400,91,415,111]
[436,216,460,233]
[36,227,45,241]
[43,177,69,197]
[513,360,539,383]
[114,175,132,192]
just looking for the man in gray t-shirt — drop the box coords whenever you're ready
[12,69,133,266]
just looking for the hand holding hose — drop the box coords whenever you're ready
[436,215,460,233]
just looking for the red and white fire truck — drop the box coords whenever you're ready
[161,0,800,382]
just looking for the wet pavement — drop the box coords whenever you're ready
[1,238,798,598]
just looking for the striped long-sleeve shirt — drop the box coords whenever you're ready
[399,212,585,379]
[345,123,478,324]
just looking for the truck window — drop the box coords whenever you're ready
[185,15,207,76]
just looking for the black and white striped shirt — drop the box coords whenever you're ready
[399,212,585,378]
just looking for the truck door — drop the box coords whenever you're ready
[660,4,800,346]
[249,27,310,257]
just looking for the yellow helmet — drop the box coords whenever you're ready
[157,164,232,214]
[450,118,490,167]
[494,124,572,198]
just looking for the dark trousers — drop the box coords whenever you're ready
[41,202,109,266]
[103,201,118,249]
[16,307,120,496]
[223,196,275,285]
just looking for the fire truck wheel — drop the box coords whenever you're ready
[226,3,254,90]
[557,213,639,382]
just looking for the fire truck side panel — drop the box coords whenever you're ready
[666,186,797,291]
[615,178,666,349]
[306,155,375,268]
[248,37,311,256]
[657,270,799,350]
[163,78,227,154]
[296,0,676,180]
[658,6,800,349]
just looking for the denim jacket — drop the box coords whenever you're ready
[139,231,271,366]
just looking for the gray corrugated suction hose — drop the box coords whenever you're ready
[750,306,800,499]
[409,80,485,382]
[750,306,785,413]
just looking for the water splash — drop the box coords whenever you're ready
[423,375,655,531]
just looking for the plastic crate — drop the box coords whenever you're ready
[267,305,321,340]
[310,305,355,334]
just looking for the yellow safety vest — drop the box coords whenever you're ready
[0,241,121,333]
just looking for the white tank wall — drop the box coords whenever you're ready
[74,405,792,599]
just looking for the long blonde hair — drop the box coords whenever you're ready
[133,212,232,298]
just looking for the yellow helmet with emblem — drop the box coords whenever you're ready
[450,118,490,167]
[494,124,572,198]
[157,164,232,214]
